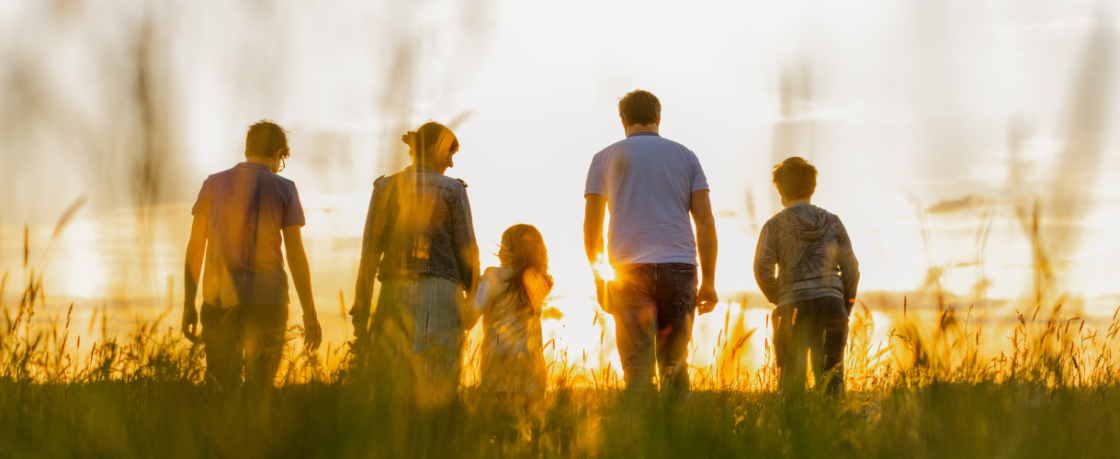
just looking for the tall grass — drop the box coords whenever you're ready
[5,217,1120,458]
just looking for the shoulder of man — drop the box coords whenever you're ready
[594,138,632,157]
[670,139,703,163]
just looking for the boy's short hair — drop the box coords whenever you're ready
[245,120,289,159]
[618,90,661,126]
[773,157,817,200]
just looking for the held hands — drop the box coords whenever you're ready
[303,312,323,351]
[697,281,718,315]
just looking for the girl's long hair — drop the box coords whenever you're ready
[499,224,554,313]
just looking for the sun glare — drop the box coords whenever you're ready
[593,260,616,282]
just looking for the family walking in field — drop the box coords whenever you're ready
[179,89,860,400]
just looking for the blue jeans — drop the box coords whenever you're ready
[609,263,697,392]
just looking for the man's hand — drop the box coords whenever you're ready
[303,312,323,351]
[690,190,718,315]
[595,278,609,313]
[697,281,718,315]
[181,303,200,343]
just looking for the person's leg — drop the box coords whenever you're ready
[819,297,849,396]
[369,280,410,362]
[610,265,658,392]
[805,302,826,390]
[200,302,242,388]
[782,305,812,394]
[364,279,424,405]
[654,264,697,393]
[772,305,794,388]
[414,276,466,407]
[241,304,289,388]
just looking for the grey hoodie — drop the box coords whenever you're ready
[753,203,859,309]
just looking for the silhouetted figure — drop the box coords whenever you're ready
[350,121,480,406]
[463,224,553,399]
[583,90,719,393]
[181,120,323,388]
[754,157,859,396]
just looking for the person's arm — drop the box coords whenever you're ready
[836,220,860,314]
[464,268,495,331]
[451,184,481,298]
[351,184,388,338]
[524,269,550,317]
[283,226,322,350]
[753,223,780,305]
[690,190,719,314]
[583,194,608,309]
[181,214,207,341]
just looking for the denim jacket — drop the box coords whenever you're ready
[350,165,480,321]
[753,204,859,309]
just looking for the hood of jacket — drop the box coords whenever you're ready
[774,204,831,241]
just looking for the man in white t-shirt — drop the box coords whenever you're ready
[583,89,719,393]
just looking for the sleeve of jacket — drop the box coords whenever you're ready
[451,182,481,295]
[350,177,390,321]
[754,221,780,305]
[835,217,860,311]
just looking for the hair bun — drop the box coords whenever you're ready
[401,131,417,146]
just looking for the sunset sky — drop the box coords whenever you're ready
[1,0,1117,368]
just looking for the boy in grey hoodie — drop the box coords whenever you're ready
[754,157,859,395]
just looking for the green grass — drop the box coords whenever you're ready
[4,287,1120,458]
[3,379,1120,458]
[6,221,1120,458]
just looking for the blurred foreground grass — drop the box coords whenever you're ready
[5,217,1120,458]
[2,378,1120,458]
[4,273,1120,458]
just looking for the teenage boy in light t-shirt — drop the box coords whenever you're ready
[181,120,322,388]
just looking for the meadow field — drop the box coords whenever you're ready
[4,233,1120,459]
[2,1,1118,457]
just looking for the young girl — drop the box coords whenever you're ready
[467,224,554,395]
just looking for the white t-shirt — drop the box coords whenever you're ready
[584,132,709,266]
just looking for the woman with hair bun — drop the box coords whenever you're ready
[350,121,480,405]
